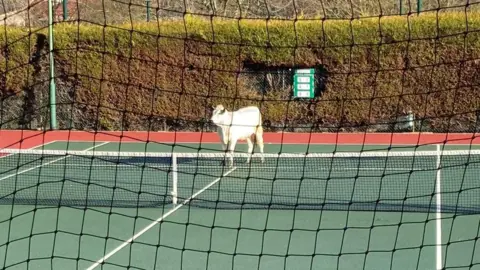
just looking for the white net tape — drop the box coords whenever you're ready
[1,148,480,158]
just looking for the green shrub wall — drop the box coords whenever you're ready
[1,13,480,132]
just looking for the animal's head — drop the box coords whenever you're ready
[210,104,227,125]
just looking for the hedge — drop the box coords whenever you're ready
[1,12,480,132]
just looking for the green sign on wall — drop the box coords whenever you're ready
[293,68,315,98]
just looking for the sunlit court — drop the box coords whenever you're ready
[0,131,479,270]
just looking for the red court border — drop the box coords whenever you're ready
[0,130,479,149]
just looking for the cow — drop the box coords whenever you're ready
[210,104,265,167]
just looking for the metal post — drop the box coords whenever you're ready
[63,0,68,20]
[146,0,151,22]
[171,153,178,206]
[417,0,423,14]
[435,143,443,270]
[48,0,57,129]
[399,0,404,15]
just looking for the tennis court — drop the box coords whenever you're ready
[1,140,480,270]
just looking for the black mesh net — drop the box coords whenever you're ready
[1,0,480,269]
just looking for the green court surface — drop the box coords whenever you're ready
[1,141,480,270]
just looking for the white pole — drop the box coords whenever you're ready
[171,153,178,206]
[435,144,443,270]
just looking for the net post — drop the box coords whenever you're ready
[146,0,151,22]
[435,144,443,270]
[63,0,68,20]
[47,0,57,130]
[171,153,178,206]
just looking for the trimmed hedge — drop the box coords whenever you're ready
[1,12,480,131]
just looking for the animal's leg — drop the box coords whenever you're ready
[255,126,265,163]
[227,138,237,167]
[220,140,228,166]
[246,136,254,164]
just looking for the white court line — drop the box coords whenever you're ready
[0,142,109,182]
[85,166,238,270]
[56,140,480,146]
[0,140,59,160]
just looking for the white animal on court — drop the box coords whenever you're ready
[210,104,265,167]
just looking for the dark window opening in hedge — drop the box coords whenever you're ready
[240,66,293,94]
[241,62,328,98]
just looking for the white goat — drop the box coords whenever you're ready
[210,104,265,167]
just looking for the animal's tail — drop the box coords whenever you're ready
[253,124,264,146]
[251,112,263,144]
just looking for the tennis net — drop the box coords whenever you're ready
[1,146,479,214]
